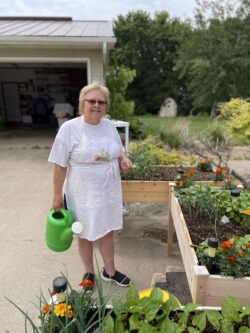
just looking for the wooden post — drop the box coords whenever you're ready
[167,183,175,256]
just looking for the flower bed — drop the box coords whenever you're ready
[11,281,250,332]
[168,184,250,306]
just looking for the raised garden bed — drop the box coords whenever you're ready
[167,184,250,306]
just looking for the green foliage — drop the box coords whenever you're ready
[176,184,250,226]
[218,98,250,143]
[106,65,142,138]
[102,285,250,332]
[111,10,192,114]
[9,280,250,332]
[122,140,197,180]
[159,120,186,149]
[106,65,136,121]
[175,1,250,114]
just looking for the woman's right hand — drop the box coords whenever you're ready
[52,194,64,212]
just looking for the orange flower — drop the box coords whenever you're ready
[238,250,245,257]
[220,240,234,251]
[199,160,206,164]
[244,210,250,216]
[79,279,94,288]
[225,177,231,182]
[243,243,250,248]
[187,168,195,175]
[215,168,222,174]
[227,254,237,264]
[42,304,51,314]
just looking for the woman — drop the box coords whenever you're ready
[48,83,132,289]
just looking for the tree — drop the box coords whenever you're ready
[111,10,192,114]
[175,0,250,115]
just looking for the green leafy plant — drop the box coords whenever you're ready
[102,285,250,332]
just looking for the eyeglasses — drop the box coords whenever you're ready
[84,99,107,106]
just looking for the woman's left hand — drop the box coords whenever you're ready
[119,155,132,173]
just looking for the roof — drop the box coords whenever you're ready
[0,16,116,45]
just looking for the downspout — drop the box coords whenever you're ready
[102,42,108,84]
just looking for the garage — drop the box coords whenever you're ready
[0,16,116,127]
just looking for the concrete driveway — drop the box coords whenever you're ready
[0,127,183,332]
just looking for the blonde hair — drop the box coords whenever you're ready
[78,83,110,115]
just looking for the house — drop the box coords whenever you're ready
[0,16,116,125]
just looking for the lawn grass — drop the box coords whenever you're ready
[138,115,246,145]
[139,115,220,137]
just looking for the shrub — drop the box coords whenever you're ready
[160,128,183,149]
[123,140,197,180]
[218,98,250,143]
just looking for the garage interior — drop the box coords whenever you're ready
[0,62,87,126]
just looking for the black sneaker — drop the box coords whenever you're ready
[101,269,131,287]
[79,272,95,292]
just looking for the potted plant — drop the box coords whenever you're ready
[167,183,250,306]
[7,275,112,333]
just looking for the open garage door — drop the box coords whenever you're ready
[0,62,87,125]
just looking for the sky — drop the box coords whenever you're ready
[0,0,197,21]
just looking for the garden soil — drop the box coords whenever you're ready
[0,126,249,332]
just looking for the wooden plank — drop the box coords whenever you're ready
[122,192,169,203]
[122,181,169,192]
[192,266,209,304]
[122,181,169,203]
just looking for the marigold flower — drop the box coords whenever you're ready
[220,240,234,251]
[42,304,51,314]
[199,160,206,164]
[244,210,250,216]
[54,303,73,318]
[227,254,237,264]
[225,177,231,182]
[177,180,183,187]
[238,250,245,257]
[79,278,94,288]
[215,168,222,174]
[243,243,250,248]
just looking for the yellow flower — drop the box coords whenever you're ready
[54,303,73,319]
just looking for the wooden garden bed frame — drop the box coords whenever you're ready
[122,180,170,203]
[167,183,250,306]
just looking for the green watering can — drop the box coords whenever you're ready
[46,208,83,252]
